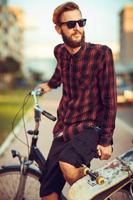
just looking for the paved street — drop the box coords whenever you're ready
[117,104,133,128]
[0,89,133,198]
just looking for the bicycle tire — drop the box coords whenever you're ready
[0,165,42,200]
[108,188,133,200]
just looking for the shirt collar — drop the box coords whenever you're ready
[63,42,87,60]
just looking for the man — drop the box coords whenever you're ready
[38,2,117,200]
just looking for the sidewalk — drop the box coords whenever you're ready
[0,89,133,197]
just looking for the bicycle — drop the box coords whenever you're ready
[0,88,132,200]
[0,88,59,200]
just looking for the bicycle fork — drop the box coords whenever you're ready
[11,147,45,200]
[11,150,32,200]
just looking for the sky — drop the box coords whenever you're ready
[9,0,133,58]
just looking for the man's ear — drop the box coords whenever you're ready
[55,25,61,34]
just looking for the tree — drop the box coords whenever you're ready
[0,56,21,88]
[5,56,20,73]
[0,56,20,73]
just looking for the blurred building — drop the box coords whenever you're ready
[0,0,8,6]
[120,5,133,65]
[0,5,24,66]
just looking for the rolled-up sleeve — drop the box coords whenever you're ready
[98,47,117,146]
[48,65,61,88]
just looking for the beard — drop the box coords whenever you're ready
[61,30,85,48]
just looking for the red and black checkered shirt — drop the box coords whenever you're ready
[48,42,117,146]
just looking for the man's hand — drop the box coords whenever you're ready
[97,145,113,160]
[37,82,51,94]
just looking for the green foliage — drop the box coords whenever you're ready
[0,88,33,145]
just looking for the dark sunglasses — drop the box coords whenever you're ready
[60,19,87,29]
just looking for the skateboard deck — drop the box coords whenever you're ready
[68,149,133,200]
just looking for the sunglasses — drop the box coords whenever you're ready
[60,19,87,29]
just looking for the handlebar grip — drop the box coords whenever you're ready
[42,110,56,121]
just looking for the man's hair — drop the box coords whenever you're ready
[53,2,81,25]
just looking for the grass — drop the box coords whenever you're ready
[0,88,33,145]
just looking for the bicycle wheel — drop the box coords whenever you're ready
[109,188,132,200]
[0,165,41,200]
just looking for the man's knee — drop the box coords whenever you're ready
[59,161,84,185]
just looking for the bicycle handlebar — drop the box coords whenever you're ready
[35,105,56,121]
[29,88,56,122]
[29,88,44,96]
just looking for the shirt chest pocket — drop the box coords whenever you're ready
[78,63,98,91]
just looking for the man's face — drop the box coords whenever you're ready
[58,9,85,48]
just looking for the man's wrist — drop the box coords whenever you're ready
[39,82,51,93]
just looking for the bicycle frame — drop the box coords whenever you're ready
[12,89,56,174]
[8,89,57,200]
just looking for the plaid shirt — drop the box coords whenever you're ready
[48,42,117,146]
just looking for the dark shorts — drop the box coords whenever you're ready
[40,127,100,197]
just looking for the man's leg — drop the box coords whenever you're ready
[40,137,66,199]
[59,161,85,185]
[59,128,99,185]
[58,143,86,185]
